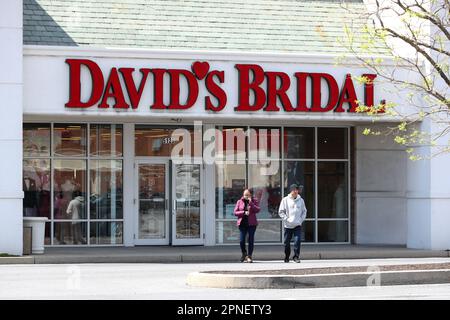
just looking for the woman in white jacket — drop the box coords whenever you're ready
[278,184,307,263]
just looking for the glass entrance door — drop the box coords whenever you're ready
[172,163,203,245]
[135,161,169,245]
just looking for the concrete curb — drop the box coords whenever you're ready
[0,256,35,264]
[317,250,449,260]
[32,255,183,264]
[186,270,450,289]
[32,251,447,264]
[1,247,448,265]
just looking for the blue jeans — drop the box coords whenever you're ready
[239,225,256,256]
[284,226,302,258]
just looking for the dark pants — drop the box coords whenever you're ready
[284,226,302,258]
[239,225,256,256]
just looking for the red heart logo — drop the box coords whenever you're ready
[191,61,210,80]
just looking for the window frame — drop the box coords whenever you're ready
[214,125,351,245]
[23,122,124,247]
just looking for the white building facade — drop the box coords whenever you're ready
[0,0,448,255]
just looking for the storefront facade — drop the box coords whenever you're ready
[22,121,351,246]
[1,1,449,254]
[20,46,381,247]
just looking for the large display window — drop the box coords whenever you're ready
[23,122,350,246]
[23,123,124,246]
[215,126,350,244]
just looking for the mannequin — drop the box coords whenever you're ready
[36,163,51,218]
[54,178,76,244]
[67,191,86,244]
[23,176,38,216]
[61,179,76,193]
[54,192,68,244]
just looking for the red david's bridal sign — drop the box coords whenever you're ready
[65,59,379,113]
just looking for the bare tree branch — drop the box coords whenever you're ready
[339,0,449,158]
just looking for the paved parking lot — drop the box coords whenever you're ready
[0,258,449,299]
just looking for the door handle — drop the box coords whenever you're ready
[173,199,176,215]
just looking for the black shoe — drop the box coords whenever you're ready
[240,253,247,262]
[284,256,289,263]
[293,256,301,263]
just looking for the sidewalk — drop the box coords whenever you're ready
[1,244,449,264]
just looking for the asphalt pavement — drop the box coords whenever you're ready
[0,258,449,299]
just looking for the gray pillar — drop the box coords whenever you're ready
[355,124,407,245]
[407,120,450,250]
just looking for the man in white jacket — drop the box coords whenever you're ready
[278,184,307,263]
